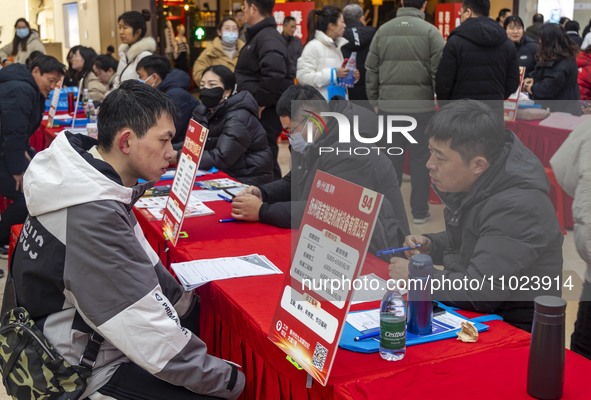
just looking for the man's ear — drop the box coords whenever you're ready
[118,130,132,155]
[472,156,489,176]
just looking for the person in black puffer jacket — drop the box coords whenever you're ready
[436,0,520,102]
[193,65,273,186]
[504,16,539,76]
[523,24,581,115]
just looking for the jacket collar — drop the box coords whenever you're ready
[396,7,425,20]
[314,30,348,49]
[246,17,278,41]
[119,36,157,63]
[209,37,244,58]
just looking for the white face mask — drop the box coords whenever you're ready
[221,31,239,45]
[288,132,312,154]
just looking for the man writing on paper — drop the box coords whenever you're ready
[231,84,410,253]
[388,100,563,331]
[11,81,244,399]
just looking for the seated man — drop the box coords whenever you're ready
[11,81,244,399]
[136,55,199,147]
[231,84,410,253]
[389,100,563,331]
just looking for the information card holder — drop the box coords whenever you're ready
[46,76,65,128]
[504,66,526,122]
[162,119,209,247]
[268,170,383,386]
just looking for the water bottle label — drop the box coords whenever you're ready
[380,319,406,350]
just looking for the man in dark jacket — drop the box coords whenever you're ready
[231,85,410,254]
[435,0,520,104]
[0,55,64,260]
[236,0,292,180]
[281,16,303,80]
[389,100,563,332]
[525,13,544,42]
[341,3,375,101]
[136,55,199,146]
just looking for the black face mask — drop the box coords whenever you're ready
[200,87,225,108]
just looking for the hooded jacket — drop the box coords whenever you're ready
[436,17,520,101]
[12,132,245,399]
[341,20,375,101]
[0,30,45,64]
[427,132,563,331]
[577,51,591,100]
[192,37,244,84]
[159,69,200,144]
[0,63,44,175]
[235,17,292,107]
[114,36,156,88]
[531,57,581,114]
[192,91,273,185]
[256,101,410,253]
[365,7,444,112]
[297,31,349,100]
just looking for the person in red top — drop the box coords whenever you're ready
[577,47,591,101]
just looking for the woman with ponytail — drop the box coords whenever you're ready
[296,6,359,100]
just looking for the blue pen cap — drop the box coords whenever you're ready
[408,254,434,278]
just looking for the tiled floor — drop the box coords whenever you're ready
[0,141,585,398]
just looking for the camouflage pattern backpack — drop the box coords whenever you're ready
[0,270,102,399]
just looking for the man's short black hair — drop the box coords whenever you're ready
[565,20,580,33]
[426,100,505,165]
[533,13,544,23]
[403,0,425,10]
[136,55,171,81]
[29,55,66,75]
[276,84,327,119]
[246,0,275,17]
[283,16,296,25]
[461,0,490,17]
[94,54,118,72]
[97,80,178,152]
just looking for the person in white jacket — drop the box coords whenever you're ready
[296,6,358,100]
[550,118,591,360]
[114,10,156,88]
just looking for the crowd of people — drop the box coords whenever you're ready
[0,0,590,398]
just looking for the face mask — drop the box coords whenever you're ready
[16,28,30,39]
[288,132,312,154]
[221,31,239,45]
[200,87,225,108]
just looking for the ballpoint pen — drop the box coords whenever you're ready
[376,244,422,257]
[217,194,233,203]
[219,218,238,223]
[354,327,380,341]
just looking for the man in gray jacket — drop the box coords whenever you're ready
[365,0,444,224]
[11,81,245,399]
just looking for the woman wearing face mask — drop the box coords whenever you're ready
[0,18,45,66]
[192,65,273,185]
[65,46,108,103]
[114,10,156,88]
[297,6,359,100]
[192,18,244,86]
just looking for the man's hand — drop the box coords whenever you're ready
[236,186,262,199]
[403,234,432,258]
[388,257,409,282]
[258,106,265,119]
[523,77,534,94]
[13,174,24,192]
[336,67,349,78]
[231,194,262,221]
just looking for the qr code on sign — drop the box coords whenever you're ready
[312,342,328,371]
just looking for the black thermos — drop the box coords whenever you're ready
[527,295,566,399]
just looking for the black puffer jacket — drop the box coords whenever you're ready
[235,17,292,107]
[342,21,376,101]
[257,100,410,253]
[436,17,520,101]
[192,91,273,185]
[427,132,563,331]
[159,69,200,145]
[515,35,539,76]
[0,63,44,175]
[532,57,581,115]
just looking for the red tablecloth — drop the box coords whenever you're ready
[134,185,590,399]
[506,119,573,228]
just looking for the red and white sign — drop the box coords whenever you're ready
[274,2,315,43]
[46,76,64,128]
[435,3,462,41]
[162,119,208,246]
[268,170,383,386]
[504,66,527,122]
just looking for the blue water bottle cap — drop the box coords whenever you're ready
[409,254,434,278]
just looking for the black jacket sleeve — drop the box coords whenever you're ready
[254,34,289,107]
[435,39,458,101]
[532,61,569,100]
[199,113,253,170]
[1,84,36,175]
[504,41,521,99]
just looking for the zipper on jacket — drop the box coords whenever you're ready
[0,318,58,362]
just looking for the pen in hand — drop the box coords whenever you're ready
[376,244,421,257]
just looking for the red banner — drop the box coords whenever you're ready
[435,3,462,41]
[162,119,208,246]
[268,170,383,386]
[273,2,315,43]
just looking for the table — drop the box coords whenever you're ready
[134,179,591,399]
[506,119,573,229]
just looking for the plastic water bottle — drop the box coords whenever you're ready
[379,288,406,361]
[407,254,434,335]
[82,88,89,109]
[340,52,357,88]
[86,99,95,121]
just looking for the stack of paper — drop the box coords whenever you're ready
[171,254,283,290]
[134,196,214,220]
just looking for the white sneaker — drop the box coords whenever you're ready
[413,213,431,224]
[0,245,9,259]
